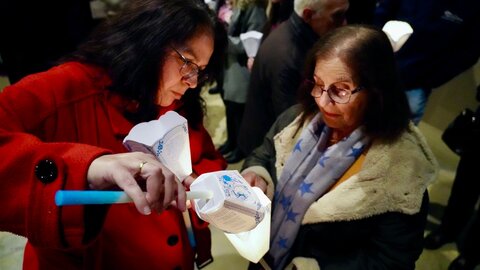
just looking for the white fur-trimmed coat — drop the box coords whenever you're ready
[242,105,438,270]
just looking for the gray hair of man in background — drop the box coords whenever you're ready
[293,0,349,36]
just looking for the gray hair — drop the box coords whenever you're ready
[294,0,325,16]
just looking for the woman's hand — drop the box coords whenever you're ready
[183,172,198,190]
[182,173,199,210]
[247,57,255,72]
[87,152,186,215]
[241,171,267,193]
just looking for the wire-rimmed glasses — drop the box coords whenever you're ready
[307,80,364,104]
[171,46,208,85]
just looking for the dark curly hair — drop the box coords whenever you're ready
[298,24,411,142]
[67,0,227,128]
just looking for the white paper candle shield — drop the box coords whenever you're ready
[123,111,192,181]
[382,20,414,52]
[240,30,263,58]
[190,170,267,234]
[224,187,271,263]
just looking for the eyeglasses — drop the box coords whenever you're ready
[308,80,364,104]
[171,46,208,85]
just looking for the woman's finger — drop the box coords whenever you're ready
[242,171,268,193]
[176,181,187,212]
[183,174,196,189]
[143,162,164,211]
[115,170,151,215]
[162,170,176,210]
[255,175,268,193]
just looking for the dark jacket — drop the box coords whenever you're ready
[374,0,480,90]
[242,105,438,269]
[223,0,267,103]
[238,13,318,156]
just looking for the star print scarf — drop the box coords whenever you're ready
[269,113,370,269]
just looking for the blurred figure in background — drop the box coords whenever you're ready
[216,0,268,163]
[424,86,480,270]
[237,0,349,158]
[262,0,294,39]
[373,0,480,124]
[205,0,232,96]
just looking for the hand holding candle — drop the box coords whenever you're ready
[86,152,185,215]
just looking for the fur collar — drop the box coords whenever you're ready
[274,118,438,223]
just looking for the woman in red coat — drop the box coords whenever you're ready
[0,0,227,269]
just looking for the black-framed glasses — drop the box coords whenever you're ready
[308,80,364,104]
[171,46,208,85]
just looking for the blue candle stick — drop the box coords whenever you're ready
[55,190,212,206]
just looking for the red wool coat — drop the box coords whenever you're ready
[0,62,227,269]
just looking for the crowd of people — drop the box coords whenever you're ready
[0,0,479,269]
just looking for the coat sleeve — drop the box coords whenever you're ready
[0,77,111,249]
[242,105,302,184]
[241,124,277,178]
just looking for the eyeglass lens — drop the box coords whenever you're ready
[181,64,208,84]
[180,61,198,79]
[172,46,208,84]
[311,85,351,103]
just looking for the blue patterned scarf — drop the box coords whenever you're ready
[269,113,370,269]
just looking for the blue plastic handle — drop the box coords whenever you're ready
[55,190,131,206]
[55,190,212,206]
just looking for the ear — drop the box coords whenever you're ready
[301,8,315,23]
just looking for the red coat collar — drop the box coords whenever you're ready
[71,62,184,137]
[157,100,183,117]
[107,94,184,138]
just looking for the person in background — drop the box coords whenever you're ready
[242,25,437,270]
[425,145,480,270]
[424,86,480,270]
[244,0,294,72]
[250,0,373,73]
[249,0,374,72]
[217,0,234,23]
[237,0,349,158]
[373,0,480,124]
[216,0,268,163]
[0,0,227,269]
[206,0,232,95]
[262,0,294,38]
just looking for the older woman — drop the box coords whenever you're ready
[0,0,227,269]
[242,25,438,270]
